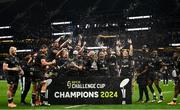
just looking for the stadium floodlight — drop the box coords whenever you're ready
[105,23,109,27]
[16,49,32,53]
[51,21,72,25]
[85,24,88,29]
[52,32,73,36]
[0,36,13,39]
[0,26,11,29]
[1,40,13,43]
[94,24,97,28]
[170,43,180,47]
[112,23,118,26]
[85,24,90,29]
[86,46,108,50]
[127,15,152,20]
[158,48,164,50]
[126,27,151,31]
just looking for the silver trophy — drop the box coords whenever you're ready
[120,78,130,104]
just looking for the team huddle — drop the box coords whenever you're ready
[2,35,180,108]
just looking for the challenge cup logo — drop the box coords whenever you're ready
[67,81,71,89]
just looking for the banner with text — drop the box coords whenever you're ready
[48,77,132,104]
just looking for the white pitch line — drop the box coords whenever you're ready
[0,80,7,82]
[162,91,173,94]
[65,104,86,109]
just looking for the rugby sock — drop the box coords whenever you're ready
[159,93,163,100]
[8,97,13,103]
[32,93,36,104]
[153,93,156,96]
[173,98,177,103]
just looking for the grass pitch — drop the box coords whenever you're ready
[0,80,179,110]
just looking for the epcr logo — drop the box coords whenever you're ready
[67,81,71,89]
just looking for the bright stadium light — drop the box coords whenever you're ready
[126,27,151,31]
[85,24,90,29]
[86,46,108,50]
[105,23,109,27]
[51,21,72,25]
[0,36,13,39]
[170,43,180,47]
[52,32,73,36]
[112,23,118,26]
[158,47,164,50]
[16,49,32,53]
[0,26,11,29]
[127,15,152,20]
[1,40,13,43]
[94,24,97,27]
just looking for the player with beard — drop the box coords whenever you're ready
[32,44,56,106]
[47,37,72,78]
[148,50,164,103]
[56,48,71,76]
[97,51,108,76]
[67,50,84,76]
[118,39,133,78]
[3,46,24,108]
[66,35,86,76]
[136,45,150,103]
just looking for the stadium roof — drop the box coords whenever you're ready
[0,0,179,25]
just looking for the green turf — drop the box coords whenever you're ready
[0,80,179,109]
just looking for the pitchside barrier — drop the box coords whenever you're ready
[47,76,132,105]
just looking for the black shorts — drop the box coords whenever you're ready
[137,76,148,85]
[6,74,19,85]
[31,71,45,82]
[148,72,160,81]
[121,70,132,78]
